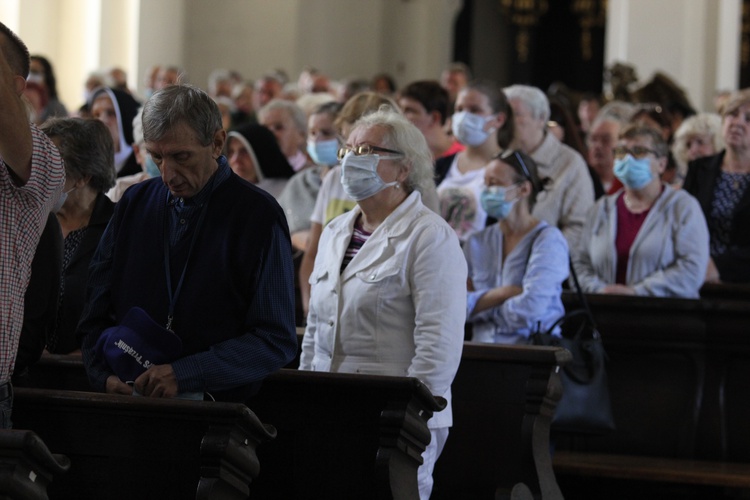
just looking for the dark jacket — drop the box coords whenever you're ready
[683,151,750,283]
[14,213,63,379]
[50,193,115,353]
[79,168,298,401]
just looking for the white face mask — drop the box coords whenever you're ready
[452,111,494,147]
[340,153,399,201]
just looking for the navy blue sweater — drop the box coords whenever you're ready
[79,161,298,400]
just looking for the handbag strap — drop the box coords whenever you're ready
[568,256,601,338]
[524,225,601,338]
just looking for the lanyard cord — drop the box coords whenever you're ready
[162,180,215,331]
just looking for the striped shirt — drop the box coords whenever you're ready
[340,217,372,272]
[0,124,65,381]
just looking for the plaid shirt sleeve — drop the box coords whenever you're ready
[0,124,64,381]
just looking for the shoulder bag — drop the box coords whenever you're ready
[528,234,615,434]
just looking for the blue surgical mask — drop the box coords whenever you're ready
[307,138,339,166]
[480,185,518,220]
[340,153,398,201]
[452,111,494,147]
[144,155,161,178]
[614,154,653,190]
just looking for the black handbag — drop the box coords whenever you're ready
[531,256,615,434]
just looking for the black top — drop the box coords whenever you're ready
[683,151,750,283]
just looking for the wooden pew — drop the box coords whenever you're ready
[553,291,750,498]
[11,388,274,500]
[17,355,441,500]
[14,353,90,392]
[246,369,443,500]
[290,331,571,500]
[22,339,570,500]
[0,429,70,500]
[432,342,571,500]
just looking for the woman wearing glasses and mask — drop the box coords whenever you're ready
[299,107,466,500]
[573,125,709,298]
[464,150,569,344]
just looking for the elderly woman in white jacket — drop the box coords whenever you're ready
[573,125,709,298]
[299,107,467,500]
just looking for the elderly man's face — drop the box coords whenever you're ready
[509,99,546,153]
[261,108,303,158]
[156,68,180,90]
[146,122,225,199]
[587,120,620,178]
[255,79,282,108]
[441,70,467,103]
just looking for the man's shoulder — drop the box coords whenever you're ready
[222,173,284,209]
[118,177,164,204]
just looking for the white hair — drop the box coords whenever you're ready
[504,84,550,122]
[672,112,724,177]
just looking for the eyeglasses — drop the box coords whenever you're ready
[337,144,404,160]
[612,145,659,160]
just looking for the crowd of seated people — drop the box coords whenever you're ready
[23,54,750,330]
[15,43,750,499]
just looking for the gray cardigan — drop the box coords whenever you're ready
[530,132,595,253]
[572,184,709,298]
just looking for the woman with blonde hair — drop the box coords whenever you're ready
[671,112,724,186]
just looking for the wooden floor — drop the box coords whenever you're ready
[553,452,750,499]
[554,451,750,488]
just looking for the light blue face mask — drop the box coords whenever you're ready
[480,184,518,220]
[307,138,339,166]
[452,111,494,147]
[613,154,653,190]
[340,152,399,201]
[145,155,161,178]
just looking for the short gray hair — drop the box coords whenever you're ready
[142,84,222,146]
[504,84,550,122]
[258,99,308,135]
[41,117,116,192]
[353,105,435,197]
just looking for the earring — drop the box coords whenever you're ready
[394,183,400,189]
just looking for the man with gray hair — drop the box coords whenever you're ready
[504,84,594,249]
[254,73,284,109]
[79,84,297,402]
[587,115,625,195]
[258,98,313,172]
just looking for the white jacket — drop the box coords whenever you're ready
[300,191,467,428]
